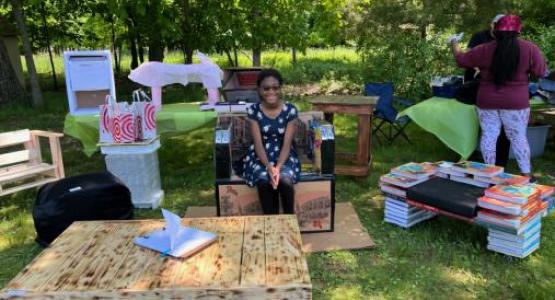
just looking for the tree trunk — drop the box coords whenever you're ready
[183,48,193,64]
[180,0,193,64]
[233,47,238,67]
[111,17,120,74]
[126,5,139,69]
[137,32,144,63]
[292,48,297,64]
[252,48,261,67]
[250,7,261,67]
[147,0,164,62]
[11,0,43,107]
[116,46,121,72]
[40,1,57,90]
[148,44,164,62]
[129,29,139,69]
[420,23,427,39]
[225,49,234,66]
[0,41,27,104]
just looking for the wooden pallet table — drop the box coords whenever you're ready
[1,215,311,299]
[310,95,378,177]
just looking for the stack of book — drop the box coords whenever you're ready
[529,183,555,217]
[441,161,504,187]
[476,184,545,258]
[379,162,437,228]
[436,161,529,187]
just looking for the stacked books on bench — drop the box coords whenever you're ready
[475,184,553,258]
[436,161,529,187]
[379,162,437,228]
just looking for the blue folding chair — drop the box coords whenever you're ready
[364,82,414,144]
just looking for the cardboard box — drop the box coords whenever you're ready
[215,176,335,232]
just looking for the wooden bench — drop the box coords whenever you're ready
[0,129,64,196]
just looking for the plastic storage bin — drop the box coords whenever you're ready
[101,138,164,208]
[509,125,551,159]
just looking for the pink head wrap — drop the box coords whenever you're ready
[494,15,522,33]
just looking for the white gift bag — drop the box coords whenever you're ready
[132,89,157,140]
[99,95,116,143]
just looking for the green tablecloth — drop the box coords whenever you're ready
[64,103,217,156]
[398,97,479,159]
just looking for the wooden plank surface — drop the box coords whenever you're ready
[356,114,371,165]
[309,95,378,106]
[197,218,244,288]
[0,150,30,167]
[0,163,55,183]
[335,165,369,176]
[311,103,373,115]
[0,129,30,148]
[240,216,266,286]
[0,286,312,300]
[265,216,308,286]
[95,221,162,289]
[2,216,311,299]
[3,222,99,291]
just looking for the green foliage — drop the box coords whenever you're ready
[523,25,555,70]
[357,27,456,100]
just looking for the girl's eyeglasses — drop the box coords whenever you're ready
[261,86,280,92]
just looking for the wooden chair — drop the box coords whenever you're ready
[0,129,65,196]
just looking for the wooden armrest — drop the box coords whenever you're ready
[31,130,64,139]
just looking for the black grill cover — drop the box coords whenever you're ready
[407,177,485,218]
[33,172,133,246]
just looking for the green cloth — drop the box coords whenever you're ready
[397,97,479,159]
[64,103,217,156]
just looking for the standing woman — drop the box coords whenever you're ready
[241,68,300,214]
[450,15,547,179]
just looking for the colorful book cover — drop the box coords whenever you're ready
[451,161,504,177]
[477,196,540,216]
[488,232,540,249]
[385,203,419,215]
[476,204,544,229]
[390,162,437,179]
[384,211,435,228]
[385,197,410,208]
[385,210,434,223]
[489,222,541,243]
[476,215,541,235]
[527,183,555,199]
[436,161,465,177]
[450,175,491,188]
[475,172,530,185]
[380,173,428,188]
[487,237,540,258]
[383,193,407,203]
[385,204,422,217]
[379,183,407,198]
[485,184,540,205]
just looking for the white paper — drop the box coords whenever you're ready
[134,209,217,257]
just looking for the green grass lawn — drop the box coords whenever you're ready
[2,50,555,299]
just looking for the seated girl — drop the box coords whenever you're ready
[241,68,300,214]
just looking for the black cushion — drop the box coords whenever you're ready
[406,177,485,218]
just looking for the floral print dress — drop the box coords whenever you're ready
[242,102,301,187]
